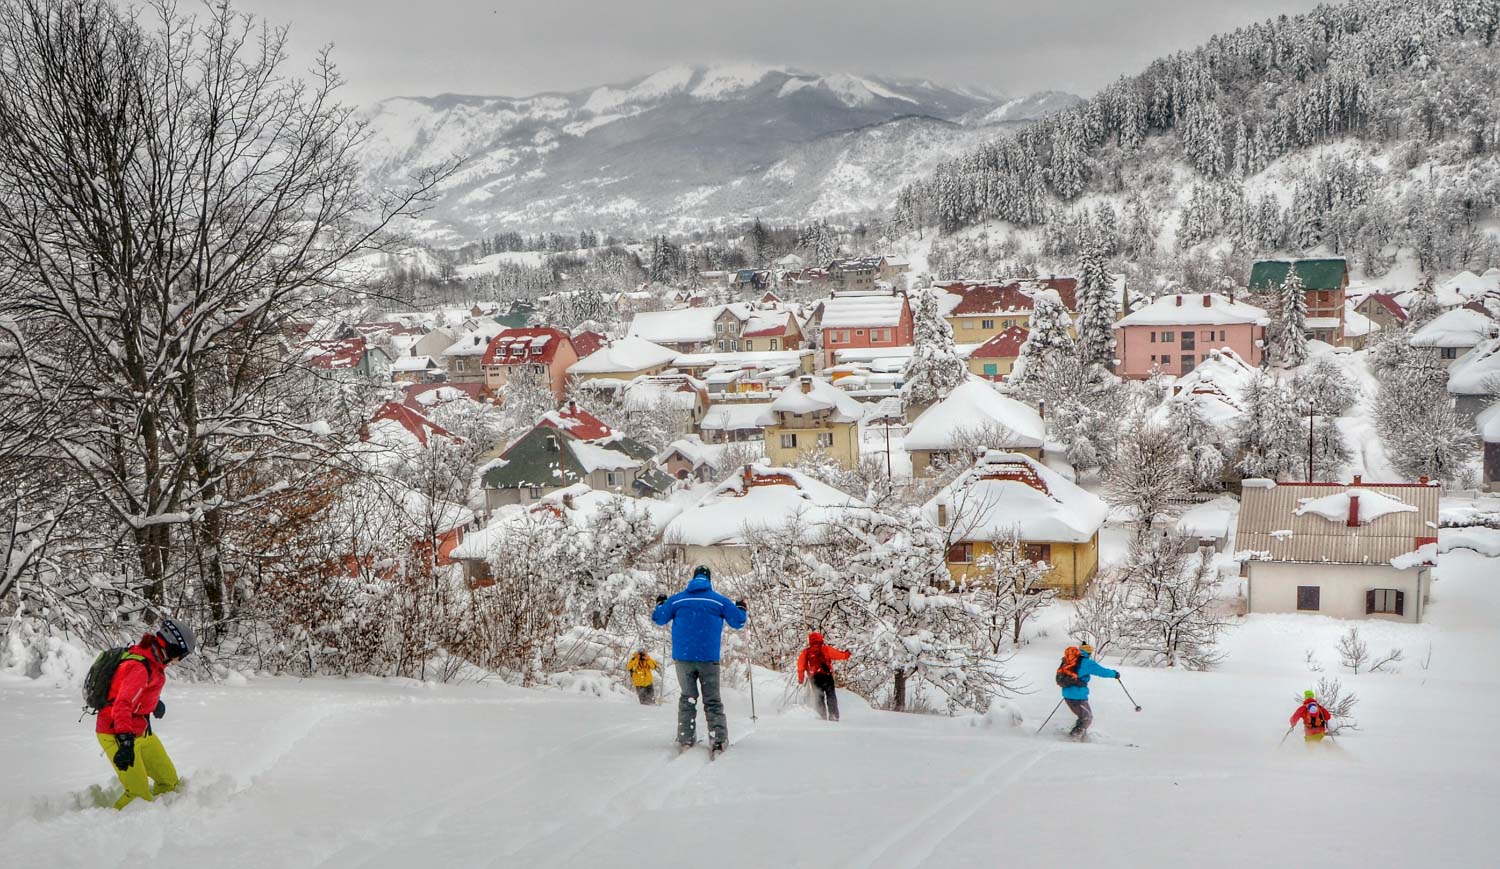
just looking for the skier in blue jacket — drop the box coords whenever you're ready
[653,566,746,751]
[1057,643,1119,740]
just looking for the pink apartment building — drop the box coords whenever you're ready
[1113,293,1268,379]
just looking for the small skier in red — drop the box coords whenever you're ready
[797,632,851,721]
[1290,689,1331,742]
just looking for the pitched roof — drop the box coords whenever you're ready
[1248,258,1349,291]
[390,355,440,372]
[480,425,639,490]
[1114,294,1269,328]
[923,451,1108,543]
[453,484,681,561]
[569,330,608,359]
[403,381,491,410]
[443,323,509,358]
[1234,480,1440,565]
[818,292,908,329]
[742,312,796,338]
[568,336,679,375]
[1447,338,1500,396]
[538,402,614,442]
[970,326,1030,359]
[947,284,1036,316]
[364,402,454,448]
[628,306,723,344]
[1410,308,1499,348]
[482,327,572,367]
[769,377,865,423]
[904,380,1045,452]
[1359,293,1408,322]
[663,464,868,547]
[306,337,369,370]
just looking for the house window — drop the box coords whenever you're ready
[1181,357,1196,374]
[770,339,779,350]
[1024,543,1052,564]
[745,340,753,351]
[1150,332,1157,343]
[1160,355,1172,365]
[1162,331,1175,342]
[605,471,624,487]
[1003,319,1016,328]
[817,432,834,448]
[1297,586,1321,611]
[1203,331,1214,341]
[1367,588,1405,615]
[527,486,544,498]
[983,363,999,376]
[780,433,798,449]
[856,329,865,337]
[982,319,995,330]
[1150,354,1157,362]
[962,319,975,330]
[947,543,973,564]
[1441,347,1458,359]
[1218,330,1226,341]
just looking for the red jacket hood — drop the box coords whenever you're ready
[808,632,824,644]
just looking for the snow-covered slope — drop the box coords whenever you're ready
[5,539,1497,868]
[360,65,1079,240]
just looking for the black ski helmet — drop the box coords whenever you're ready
[157,617,195,660]
[692,565,712,582]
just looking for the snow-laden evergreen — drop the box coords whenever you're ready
[1074,241,1116,368]
[1271,266,1309,368]
[902,288,968,406]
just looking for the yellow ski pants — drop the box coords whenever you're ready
[97,732,179,809]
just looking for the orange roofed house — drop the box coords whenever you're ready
[815,290,913,369]
[482,327,579,401]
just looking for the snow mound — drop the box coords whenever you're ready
[1294,489,1417,524]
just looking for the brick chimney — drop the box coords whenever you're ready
[1352,475,1361,485]
[742,464,754,486]
[1346,492,1360,527]
[566,399,577,415]
[1175,295,1183,307]
[800,375,813,394]
[936,499,949,528]
[1202,295,1212,308]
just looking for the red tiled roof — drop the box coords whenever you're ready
[364,401,455,447]
[402,381,492,409]
[306,337,367,370]
[949,284,1036,316]
[482,327,572,367]
[1033,276,1079,310]
[539,401,614,442]
[1361,293,1408,322]
[743,313,794,338]
[971,325,1030,358]
[570,330,608,359]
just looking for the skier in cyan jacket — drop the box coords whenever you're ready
[653,566,746,752]
[1056,643,1119,740]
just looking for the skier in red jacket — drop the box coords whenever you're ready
[1289,689,1331,743]
[96,618,195,809]
[797,632,851,721]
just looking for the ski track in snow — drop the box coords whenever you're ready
[849,745,1054,869]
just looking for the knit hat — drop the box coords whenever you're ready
[1079,643,1094,655]
[808,631,824,644]
[1304,689,1316,699]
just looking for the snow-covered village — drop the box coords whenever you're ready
[2,0,1499,866]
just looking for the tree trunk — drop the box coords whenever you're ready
[893,668,908,712]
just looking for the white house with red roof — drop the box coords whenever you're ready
[482,327,579,400]
[740,311,802,352]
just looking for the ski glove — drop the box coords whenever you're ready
[655,595,668,605]
[112,733,136,771]
[735,599,747,613]
[154,700,166,718]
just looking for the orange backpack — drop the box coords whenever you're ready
[1056,646,1086,689]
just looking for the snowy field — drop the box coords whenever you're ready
[4,547,1497,868]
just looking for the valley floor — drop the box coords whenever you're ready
[4,548,1496,868]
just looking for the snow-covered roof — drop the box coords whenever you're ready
[923,451,1108,544]
[1156,347,1257,426]
[1174,496,1238,541]
[663,464,868,547]
[1478,400,1500,442]
[627,306,723,344]
[700,402,776,431]
[390,355,440,372]
[443,323,508,358]
[1447,338,1500,396]
[672,349,811,368]
[904,380,1045,452]
[1235,481,1440,565]
[1342,300,1380,338]
[569,440,642,474]
[1294,488,1417,525]
[768,377,865,423]
[452,485,681,561]
[1115,293,1268,328]
[818,292,908,329]
[568,336,679,375]
[1410,308,1499,348]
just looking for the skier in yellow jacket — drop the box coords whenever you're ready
[626,650,658,705]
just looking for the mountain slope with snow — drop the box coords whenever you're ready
[360,66,1079,240]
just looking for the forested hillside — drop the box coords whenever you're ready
[897,0,1500,290]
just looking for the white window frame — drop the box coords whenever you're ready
[780,433,797,449]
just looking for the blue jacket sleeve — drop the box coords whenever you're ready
[652,599,672,626]
[1080,656,1118,679]
[723,595,746,630]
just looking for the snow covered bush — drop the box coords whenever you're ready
[1115,534,1228,670]
[971,529,1056,648]
[1106,419,1191,539]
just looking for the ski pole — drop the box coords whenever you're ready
[1279,724,1296,747]
[1035,699,1064,735]
[748,655,758,721]
[1117,678,1142,712]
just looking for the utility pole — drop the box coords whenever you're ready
[1306,402,1315,482]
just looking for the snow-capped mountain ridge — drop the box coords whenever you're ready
[360,65,1080,240]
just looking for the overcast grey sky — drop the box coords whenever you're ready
[234,0,1323,107]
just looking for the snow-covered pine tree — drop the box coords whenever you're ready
[903,288,969,406]
[1012,290,1075,386]
[1273,265,1310,367]
[1075,241,1117,368]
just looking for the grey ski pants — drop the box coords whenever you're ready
[676,660,727,746]
[1066,698,1093,736]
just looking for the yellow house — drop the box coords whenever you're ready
[904,380,1045,477]
[761,375,864,469]
[942,284,1038,344]
[923,451,1107,598]
[567,336,680,382]
[965,325,1030,382]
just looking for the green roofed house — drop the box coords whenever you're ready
[479,402,673,509]
[1247,258,1350,346]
